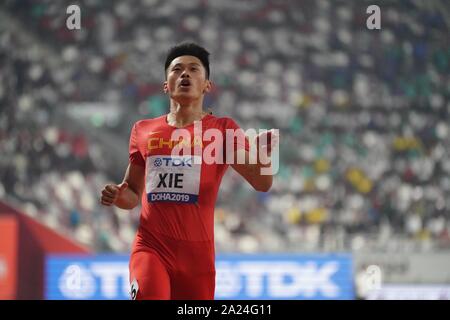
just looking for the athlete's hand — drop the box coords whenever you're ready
[100,182,128,206]
[255,129,279,156]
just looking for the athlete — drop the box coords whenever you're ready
[100,43,278,299]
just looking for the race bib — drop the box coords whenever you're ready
[146,155,201,203]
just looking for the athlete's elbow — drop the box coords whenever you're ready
[115,196,140,210]
[253,177,273,192]
[255,185,271,193]
[115,202,138,210]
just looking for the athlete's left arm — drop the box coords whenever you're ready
[231,129,279,192]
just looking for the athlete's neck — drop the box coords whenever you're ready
[167,100,207,128]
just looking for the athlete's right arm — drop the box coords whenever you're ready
[100,163,145,210]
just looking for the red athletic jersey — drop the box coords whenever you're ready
[129,114,248,269]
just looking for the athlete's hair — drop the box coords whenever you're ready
[164,42,210,79]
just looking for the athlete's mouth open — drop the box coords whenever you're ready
[179,79,191,87]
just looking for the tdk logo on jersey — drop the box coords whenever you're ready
[153,158,163,167]
[153,157,192,167]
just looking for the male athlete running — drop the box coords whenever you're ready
[100,43,278,299]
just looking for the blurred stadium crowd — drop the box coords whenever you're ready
[1,0,450,253]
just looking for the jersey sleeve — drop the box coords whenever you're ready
[224,118,250,152]
[129,123,145,167]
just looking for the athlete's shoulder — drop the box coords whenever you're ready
[133,114,167,130]
[205,114,242,129]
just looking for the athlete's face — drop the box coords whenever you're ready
[164,55,211,103]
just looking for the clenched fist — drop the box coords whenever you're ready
[100,182,128,206]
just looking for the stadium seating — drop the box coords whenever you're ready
[1,0,449,253]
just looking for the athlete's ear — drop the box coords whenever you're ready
[203,80,212,94]
[163,81,168,94]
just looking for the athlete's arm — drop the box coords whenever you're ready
[231,129,278,192]
[231,150,273,192]
[101,163,145,210]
